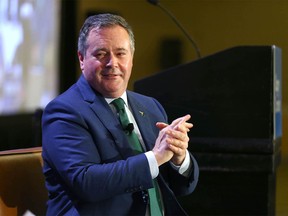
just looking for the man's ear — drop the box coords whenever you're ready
[78,51,84,70]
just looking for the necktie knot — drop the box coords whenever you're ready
[111,98,130,133]
[112,98,125,112]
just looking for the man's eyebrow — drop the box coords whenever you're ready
[116,47,128,52]
[90,48,108,55]
[93,47,127,52]
[94,48,108,52]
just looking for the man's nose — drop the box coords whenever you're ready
[106,54,118,67]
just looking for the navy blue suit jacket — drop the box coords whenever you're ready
[42,75,199,216]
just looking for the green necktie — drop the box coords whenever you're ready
[112,98,163,216]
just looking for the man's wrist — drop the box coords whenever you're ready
[171,155,186,166]
[170,150,191,176]
[144,151,159,179]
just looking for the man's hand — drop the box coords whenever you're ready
[153,114,193,166]
[152,128,174,166]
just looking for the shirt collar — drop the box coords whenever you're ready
[105,92,128,106]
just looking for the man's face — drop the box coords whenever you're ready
[78,25,134,98]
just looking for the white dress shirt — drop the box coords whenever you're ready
[105,92,191,179]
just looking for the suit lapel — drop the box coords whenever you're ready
[76,76,135,159]
[91,97,136,158]
[127,92,157,151]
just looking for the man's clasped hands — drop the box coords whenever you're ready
[153,114,193,166]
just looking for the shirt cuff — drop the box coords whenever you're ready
[169,149,191,176]
[144,151,159,179]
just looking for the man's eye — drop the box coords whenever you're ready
[117,52,126,57]
[96,52,106,58]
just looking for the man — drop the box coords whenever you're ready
[42,13,199,215]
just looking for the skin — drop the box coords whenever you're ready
[78,25,192,166]
[78,25,133,98]
[156,115,193,165]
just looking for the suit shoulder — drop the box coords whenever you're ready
[45,83,82,110]
[127,91,158,103]
[127,91,166,115]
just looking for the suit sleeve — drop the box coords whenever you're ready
[150,98,199,197]
[42,99,153,203]
[167,152,199,196]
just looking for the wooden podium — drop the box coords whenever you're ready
[134,46,282,215]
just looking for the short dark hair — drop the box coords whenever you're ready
[78,13,135,56]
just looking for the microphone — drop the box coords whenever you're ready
[147,0,201,59]
[126,123,134,134]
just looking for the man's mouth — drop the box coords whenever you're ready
[102,73,121,79]
[103,74,118,76]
